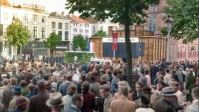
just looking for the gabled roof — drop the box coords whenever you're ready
[71,15,89,24]
[0,0,12,7]
[84,16,99,23]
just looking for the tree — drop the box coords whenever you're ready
[71,35,87,51]
[93,30,107,37]
[160,0,198,43]
[66,0,160,88]
[44,32,61,56]
[6,17,30,59]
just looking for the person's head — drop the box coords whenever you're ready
[112,70,117,77]
[162,87,176,103]
[99,84,110,98]
[28,83,34,92]
[81,81,89,94]
[142,86,153,98]
[117,81,131,92]
[67,84,77,96]
[16,97,28,110]
[100,74,109,84]
[12,85,22,96]
[165,68,170,74]
[65,74,72,82]
[10,78,17,86]
[120,86,129,97]
[44,75,49,81]
[20,80,27,87]
[72,93,83,109]
[192,87,199,100]
[2,79,9,86]
[37,80,46,90]
[89,75,96,82]
[135,82,143,93]
[80,75,86,82]
[156,79,166,91]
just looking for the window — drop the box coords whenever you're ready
[149,6,157,12]
[58,23,62,29]
[65,23,69,30]
[24,14,28,21]
[73,29,77,32]
[52,30,56,33]
[148,15,156,32]
[92,27,95,34]
[41,27,45,38]
[65,31,68,40]
[33,27,37,37]
[33,15,37,22]
[4,13,8,20]
[52,22,56,29]
[85,30,89,33]
[24,26,28,32]
[42,16,46,22]
[58,31,62,40]
[100,27,103,31]
[80,29,83,33]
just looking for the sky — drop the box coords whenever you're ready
[7,0,80,15]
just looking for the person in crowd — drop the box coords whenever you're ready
[8,85,30,112]
[151,79,166,108]
[46,92,66,112]
[164,68,171,85]
[145,70,151,87]
[100,74,110,85]
[29,80,51,112]
[9,97,29,112]
[138,69,147,86]
[99,84,114,112]
[0,79,9,102]
[175,66,184,91]
[132,82,143,101]
[63,84,77,110]
[171,82,184,105]
[185,87,199,112]
[81,81,95,112]
[20,80,28,96]
[77,75,86,94]
[160,59,167,76]
[154,87,175,112]
[114,81,133,100]
[195,74,199,87]
[111,70,120,95]
[110,86,136,112]
[45,82,53,95]
[58,74,72,96]
[25,83,35,99]
[186,71,196,102]
[136,93,155,112]
[106,69,112,83]
[64,93,83,112]
[89,74,101,97]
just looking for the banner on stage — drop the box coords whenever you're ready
[103,37,139,43]
[112,32,118,50]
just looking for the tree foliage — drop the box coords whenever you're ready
[71,35,87,51]
[93,30,107,37]
[161,0,199,43]
[66,0,160,88]
[44,32,61,55]
[6,18,30,47]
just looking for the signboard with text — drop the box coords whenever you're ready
[103,37,139,43]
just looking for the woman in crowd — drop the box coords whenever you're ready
[63,84,77,110]
[186,71,196,102]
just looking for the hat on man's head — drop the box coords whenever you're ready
[140,93,150,105]
[46,92,66,107]
[37,80,46,88]
[140,68,145,74]
[161,87,176,96]
[16,97,28,107]
[144,70,149,74]
[12,85,22,94]
[142,86,153,94]
[157,79,166,86]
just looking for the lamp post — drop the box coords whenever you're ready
[165,15,174,62]
[32,42,35,59]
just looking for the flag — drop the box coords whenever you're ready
[112,32,118,50]
[88,42,95,52]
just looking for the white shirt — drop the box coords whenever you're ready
[136,108,155,112]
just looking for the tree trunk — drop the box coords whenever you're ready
[50,48,54,57]
[124,0,133,89]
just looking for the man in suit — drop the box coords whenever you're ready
[132,82,143,101]
[99,84,114,112]
[110,86,136,112]
[58,74,72,96]
[29,80,51,112]
[151,79,166,108]
[46,92,66,112]
[111,71,120,95]
[185,87,199,112]
[154,87,175,112]
[64,93,83,112]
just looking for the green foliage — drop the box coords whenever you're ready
[44,32,61,49]
[64,52,95,63]
[6,18,30,47]
[161,0,199,43]
[93,30,107,37]
[71,35,87,51]
[158,27,168,37]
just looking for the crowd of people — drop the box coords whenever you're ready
[0,57,198,112]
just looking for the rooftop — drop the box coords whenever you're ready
[71,15,89,24]
[0,0,11,7]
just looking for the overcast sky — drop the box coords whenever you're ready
[8,0,80,15]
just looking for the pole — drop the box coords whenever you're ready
[166,26,171,62]
[113,50,115,60]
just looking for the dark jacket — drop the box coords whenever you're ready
[58,82,71,96]
[154,97,175,112]
[29,90,51,112]
[2,86,14,110]
[81,92,95,112]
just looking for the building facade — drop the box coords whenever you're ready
[49,12,71,54]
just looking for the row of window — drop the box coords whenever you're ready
[52,22,69,30]
[178,52,199,58]
[73,23,89,27]
[3,13,46,22]
[51,30,69,40]
[73,28,89,33]
[32,27,46,38]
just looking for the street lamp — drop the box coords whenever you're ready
[165,15,174,62]
[32,42,35,59]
